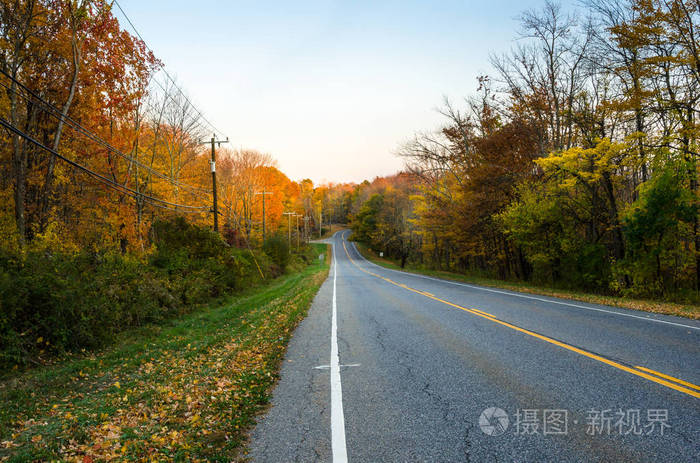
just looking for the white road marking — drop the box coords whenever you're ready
[331,242,348,462]
[314,363,361,370]
[345,234,700,332]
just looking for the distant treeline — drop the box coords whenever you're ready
[341,0,699,301]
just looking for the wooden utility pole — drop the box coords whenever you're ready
[304,215,310,243]
[201,134,228,232]
[255,191,272,241]
[283,211,294,253]
[295,213,300,250]
[319,208,322,239]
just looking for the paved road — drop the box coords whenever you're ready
[249,231,700,462]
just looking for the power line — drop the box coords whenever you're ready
[112,0,227,139]
[0,71,212,195]
[0,115,209,212]
[141,74,216,142]
[0,70,213,197]
[138,69,219,149]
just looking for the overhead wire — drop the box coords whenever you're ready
[0,115,210,213]
[112,0,227,139]
[0,70,213,197]
[0,1,229,220]
[140,74,218,145]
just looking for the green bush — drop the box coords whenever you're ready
[618,166,697,297]
[263,234,290,273]
[0,218,288,370]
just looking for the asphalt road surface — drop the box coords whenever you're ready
[249,231,700,462]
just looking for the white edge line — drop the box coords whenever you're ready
[343,233,699,332]
[314,363,361,370]
[331,241,348,462]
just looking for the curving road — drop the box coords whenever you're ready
[249,231,700,462]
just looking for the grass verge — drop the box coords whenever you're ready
[0,244,330,462]
[353,242,699,320]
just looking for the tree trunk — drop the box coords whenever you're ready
[635,108,647,184]
[601,172,627,286]
[10,79,27,246]
[40,11,81,233]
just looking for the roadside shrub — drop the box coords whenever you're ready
[0,218,287,370]
[615,167,696,298]
[263,234,290,273]
[151,216,224,259]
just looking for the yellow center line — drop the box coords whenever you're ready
[341,237,700,399]
[635,366,700,391]
[471,308,497,318]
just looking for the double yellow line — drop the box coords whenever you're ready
[340,238,700,399]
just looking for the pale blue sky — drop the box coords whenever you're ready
[116,0,552,184]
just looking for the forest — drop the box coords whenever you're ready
[344,0,700,302]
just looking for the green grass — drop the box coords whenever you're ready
[353,242,700,320]
[0,244,330,462]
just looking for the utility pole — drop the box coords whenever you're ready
[295,213,300,250]
[201,134,228,232]
[255,191,272,241]
[304,215,310,243]
[283,211,294,253]
[319,208,323,239]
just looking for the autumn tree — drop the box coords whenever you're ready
[350,0,700,300]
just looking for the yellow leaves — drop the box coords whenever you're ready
[99,423,121,440]
[535,138,628,190]
[31,434,42,443]
[1,439,20,449]
[113,381,120,389]
[28,221,80,255]
[141,361,154,373]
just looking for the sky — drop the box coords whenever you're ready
[115,0,548,184]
